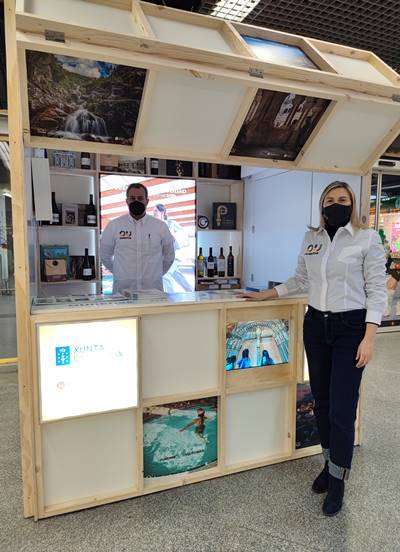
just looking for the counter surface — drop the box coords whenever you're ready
[31,290,307,314]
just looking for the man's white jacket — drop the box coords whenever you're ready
[101,213,175,293]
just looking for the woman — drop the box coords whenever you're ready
[240,181,386,516]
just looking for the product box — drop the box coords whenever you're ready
[212,202,237,230]
[100,154,119,172]
[43,259,67,282]
[40,244,70,281]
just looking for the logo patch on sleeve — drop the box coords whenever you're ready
[305,243,323,255]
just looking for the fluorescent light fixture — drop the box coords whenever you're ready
[211,0,261,21]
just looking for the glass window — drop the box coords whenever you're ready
[0,141,17,360]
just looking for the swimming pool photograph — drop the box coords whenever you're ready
[143,397,218,478]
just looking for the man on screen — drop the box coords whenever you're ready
[101,183,175,294]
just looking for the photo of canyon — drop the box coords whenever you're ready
[230,88,330,161]
[26,51,147,145]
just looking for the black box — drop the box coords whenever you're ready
[212,202,236,230]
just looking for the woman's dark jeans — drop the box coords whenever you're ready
[303,306,366,470]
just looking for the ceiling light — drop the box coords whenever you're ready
[211,0,261,22]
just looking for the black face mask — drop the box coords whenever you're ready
[129,200,146,217]
[322,203,352,227]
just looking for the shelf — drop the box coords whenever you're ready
[39,225,98,231]
[40,279,100,285]
[197,177,242,183]
[49,168,97,177]
[197,229,242,233]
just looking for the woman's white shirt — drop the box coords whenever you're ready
[275,223,387,325]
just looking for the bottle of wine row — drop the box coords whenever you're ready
[51,191,62,225]
[217,247,225,277]
[227,246,234,277]
[82,248,93,281]
[197,247,205,278]
[86,194,97,226]
[207,247,215,278]
[80,152,91,170]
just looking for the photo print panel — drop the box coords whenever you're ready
[226,319,289,371]
[385,134,400,158]
[231,89,331,161]
[242,36,318,70]
[296,382,320,450]
[26,51,146,145]
[143,397,218,478]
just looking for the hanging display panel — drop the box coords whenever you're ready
[242,35,319,70]
[37,318,138,421]
[226,319,289,371]
[25,50,146,146]
[385,134,400,158]
[230,89,331,161]
[143,397,218,479]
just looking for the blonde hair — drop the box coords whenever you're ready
[312,181,365,231]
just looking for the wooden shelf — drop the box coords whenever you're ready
[197,229,241,233]
[39,225,98,231]
[49,168,96,177]
[40,279,100,285]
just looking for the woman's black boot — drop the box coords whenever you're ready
[322,474,345,516]
[312,461,329,494]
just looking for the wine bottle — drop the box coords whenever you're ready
[207,247,215,278]
[150,158,159,175]
[197,247,205,278]
[51,191,61,225]
[227,246,234,277]
[85,194,97,227]
[82,248,93,281]
[80,152,91,170]
[217,247,225,277]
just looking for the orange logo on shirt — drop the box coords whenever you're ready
[305,243,323,255]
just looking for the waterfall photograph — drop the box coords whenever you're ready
[26,51,147,145]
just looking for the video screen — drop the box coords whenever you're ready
[226,319,289,371]
[100,174,196,294]
[143,397,217,478]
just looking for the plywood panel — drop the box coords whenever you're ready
[23,0,140,35]
[147,15,236,54]
[140,71,248,155]
[42,410,137,507]
[322,53,393,86]
[141,310,219,398]
[301,101,400,170]
[225,387,290,465]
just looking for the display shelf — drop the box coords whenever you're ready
[38,225,98,231]
[40,279,100,285]
[197,229,242,233]
[49,168,96,177]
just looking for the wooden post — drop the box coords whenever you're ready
[4,0,37,519]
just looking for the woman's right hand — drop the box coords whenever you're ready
[237,289,278,301]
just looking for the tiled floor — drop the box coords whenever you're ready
[0,334,399,552]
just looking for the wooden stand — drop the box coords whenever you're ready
[5,0,395,519]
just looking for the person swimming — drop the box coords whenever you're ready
[179,408,208,440]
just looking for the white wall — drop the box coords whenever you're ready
[243,169,361,289]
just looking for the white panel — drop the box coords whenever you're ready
[147,15,236,54]
[303,101,400,170]
[225,387,290,465]
[0,116,8,134]
[141,72,247,154]
[310,172,361,228]
[42,410,137,507]
[24,0,140,35]
[323,53,393,85]
[142,310,219,398]
[243,170,311,288]
[51,173,95,205]
[31,158,52,221]
[38,318,138,421]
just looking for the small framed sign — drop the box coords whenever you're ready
[62,203,78,226]
[212,202,236,230]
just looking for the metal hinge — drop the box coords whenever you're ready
[248,67,264,79]
[45,30,65,43]
[392,94,400,103]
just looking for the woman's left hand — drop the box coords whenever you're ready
[355,337,375,368]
